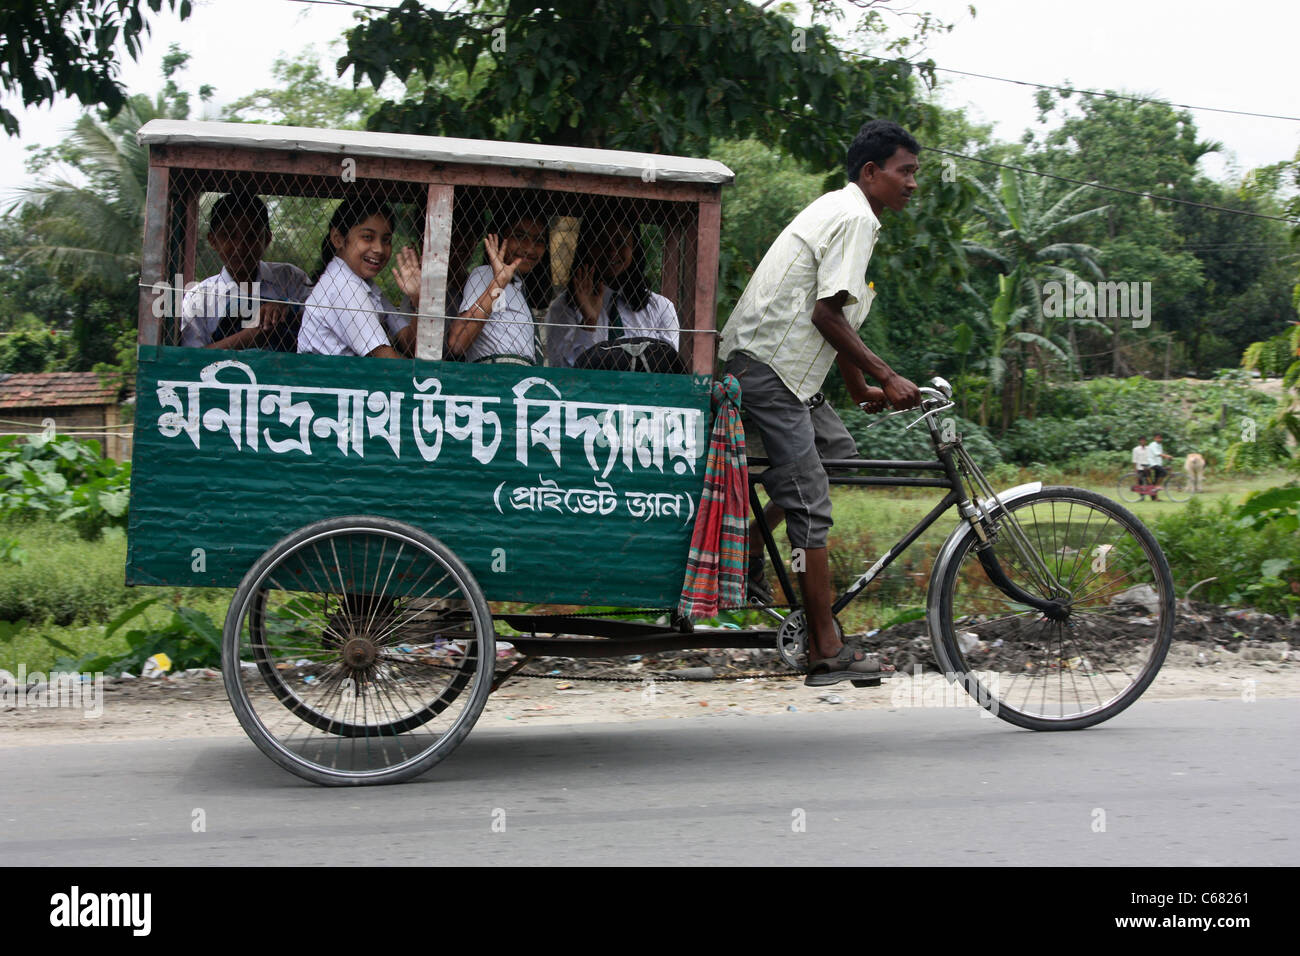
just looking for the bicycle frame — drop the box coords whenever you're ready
[748,394,1069,619]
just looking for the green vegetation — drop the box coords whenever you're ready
[1151,493,1299,617]
[0,516,230,674]
[0,434,131,539]
[3,2,1297,665]
[0,435,224,676]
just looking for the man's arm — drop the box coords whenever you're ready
[834,355,886,411]
[812,291,919,409]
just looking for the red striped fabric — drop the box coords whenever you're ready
[677,374,749,620]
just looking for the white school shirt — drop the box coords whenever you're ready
[544,288,679,368]
[718,182,881,401]
[1131,445,1148,468]
[297,256,410,357]
[458,265,538,363]
[1147,441,1165,466]
[180,261,310,347]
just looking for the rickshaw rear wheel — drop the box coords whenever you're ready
[222,516,494,786]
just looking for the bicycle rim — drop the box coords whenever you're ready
[223,517,493,785]
[937,488,1173,730]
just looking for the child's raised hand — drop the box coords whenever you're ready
[484,233,523,286]
[392,245,422,305]
[571,265,604,326]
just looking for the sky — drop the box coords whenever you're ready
[1,0,1297,191]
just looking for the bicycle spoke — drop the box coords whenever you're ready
[939,489,1172,728]
[227,521,492,784]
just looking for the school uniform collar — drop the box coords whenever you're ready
[217,263,267,288]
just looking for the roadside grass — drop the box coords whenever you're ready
[758,466,1296,634]
[3,465,1293,672]
[0,519,230,674]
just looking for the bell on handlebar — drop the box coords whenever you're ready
[931,376,953,399]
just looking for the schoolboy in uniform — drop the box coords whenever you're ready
[719,119,922,686]
[181,192,309,351]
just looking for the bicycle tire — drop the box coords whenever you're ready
[222,516,494,786]
[1160,473,1190,503]
[931,487,1173,731]
[1116,470,1143,504]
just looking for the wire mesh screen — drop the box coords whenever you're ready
[157,168,693,373]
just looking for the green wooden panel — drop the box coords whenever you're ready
[126,348,711,606]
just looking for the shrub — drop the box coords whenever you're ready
[0,521,128,625]
[0,434,130,539]
[51,598,222,675]
[843,403,1003,469]
[1150,496,1299,617]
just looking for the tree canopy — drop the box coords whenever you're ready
[0,0,191,136]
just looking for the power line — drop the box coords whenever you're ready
[926,145,1300,225]
[271,0,1300,225]
[747,97,1300,226]
[290,0,1300,124]
[279,0,397,9]
[867,57,1300,124]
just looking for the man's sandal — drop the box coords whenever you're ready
[804,644,894,688]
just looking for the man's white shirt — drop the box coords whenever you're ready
[180,261,310,347]
[544,288,678,367]
[458,266,537,363]
[1132,445,1148,469]
[1147,441,1165,467]
[718,182,881,401]
[297,256,409,357]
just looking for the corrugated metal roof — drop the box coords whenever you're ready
[137,120,735,185]
[0,371,120,409]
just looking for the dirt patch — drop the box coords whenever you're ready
[2,602,1295,746]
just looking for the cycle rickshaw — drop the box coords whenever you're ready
[126,121,1174,786]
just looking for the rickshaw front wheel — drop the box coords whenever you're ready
[222,516,494,786]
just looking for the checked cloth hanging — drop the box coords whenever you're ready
[677,374,749,620]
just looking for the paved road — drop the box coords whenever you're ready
[2,698,1296,866]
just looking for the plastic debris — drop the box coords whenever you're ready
[669,667,714,680]
[817,692,844,704]
[141,653,172,678]
[1111,584,1160,615]
[303,674,319,684]
[957,632,980,654]
[786,705,798,712]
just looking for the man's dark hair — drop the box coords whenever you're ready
[209,192,270,234]
[846,120,920,182]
